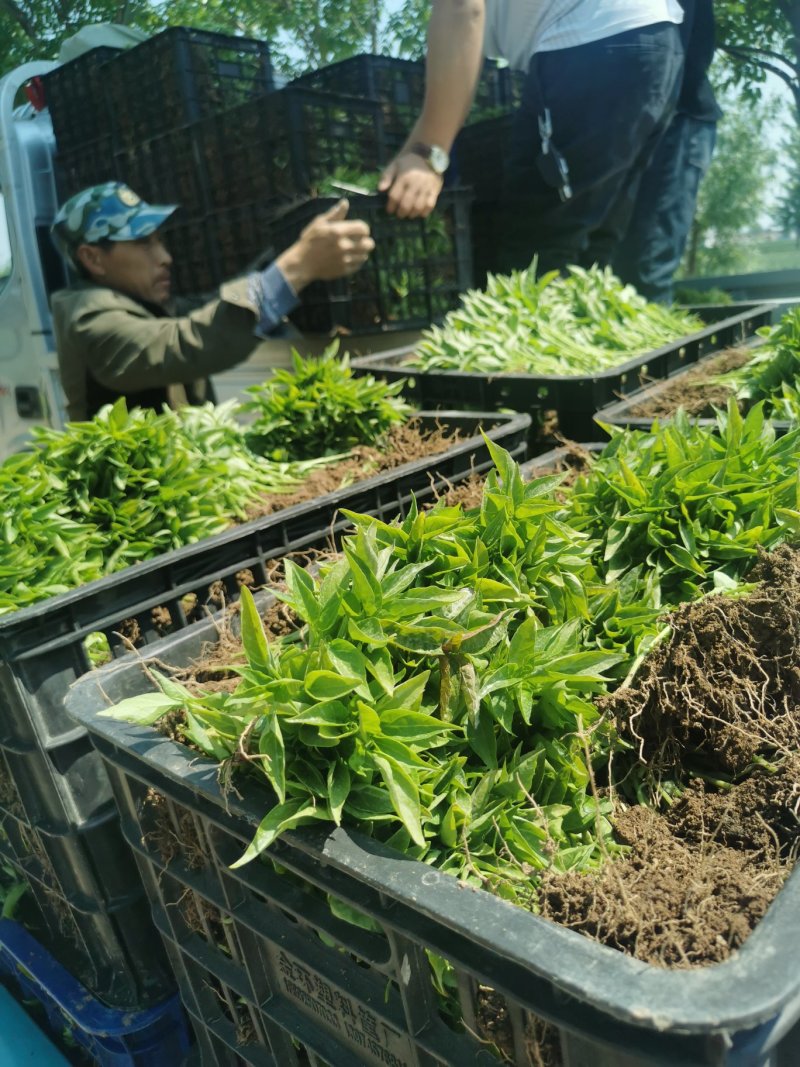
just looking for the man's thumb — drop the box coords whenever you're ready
[323,198,349,221]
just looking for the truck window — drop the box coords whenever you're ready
[0,191,9,294]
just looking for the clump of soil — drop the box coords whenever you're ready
[625,346,750,419]
[608,543,800,777]
[538,542,800,970]
[539,800,785,968]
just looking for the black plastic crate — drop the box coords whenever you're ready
[0,411,526,756]
[265,190,473,335]
[0,411,526,1016]
[0,812,174,1008]
[289,54,425,108]
[55,134,119,202]
[289,55,521,150]
[351,304,775,441]
[105,26,274,148]
[472,58,525,118]
[198,86,390,212]
[288,54,423,151]
[42,47,119,154]
[66,625,800,1067]
[115,126,210,220]
[593,340,795,437]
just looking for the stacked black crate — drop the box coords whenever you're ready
[43,47,121,198]
[46,27,276,293]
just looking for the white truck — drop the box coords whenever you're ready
[0,58,67,456]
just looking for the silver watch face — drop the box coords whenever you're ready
[429,145,450,175]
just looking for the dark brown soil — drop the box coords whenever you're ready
[538,543,800,970]
[607,543,800,778]
[625,346,750,419]
[539,800,785,969]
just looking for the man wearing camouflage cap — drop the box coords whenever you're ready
[50,182,374,421]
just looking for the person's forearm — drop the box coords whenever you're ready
[407,0,486,152]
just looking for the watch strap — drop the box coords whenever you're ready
[408,141,448,174]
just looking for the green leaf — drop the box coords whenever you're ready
[325,639,371,698]
[371,753,425,848]
[98,691,181,725]
[327,762,351,825]
[283,561,320,627]
[240,585,271,673]
[364,645,395,696]
[258,711,286,802]
[358,701,382,738]
[231,799,325,867]
[377,671,430,713]
[304,670,361,701]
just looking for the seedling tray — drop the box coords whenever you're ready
[65,620,800,1067]
[0,412,527,1002]
[594,345,793,436]
[351,304,775,441]
[198,86,390,213]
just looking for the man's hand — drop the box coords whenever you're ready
[379,154,444,219]
[276,200,375,292]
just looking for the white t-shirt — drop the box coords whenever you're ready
[484,1,684,71]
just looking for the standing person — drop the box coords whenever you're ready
[613,0,721,303]
[50,182,375,421]
[379,0,685,277]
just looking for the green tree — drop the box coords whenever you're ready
[715,1,800,117]
[682,89,778,276]
[0,1,158,75]
[0,0,426,80]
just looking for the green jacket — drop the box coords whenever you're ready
[51,277,289,421]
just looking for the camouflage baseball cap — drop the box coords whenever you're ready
[51,181,177,262]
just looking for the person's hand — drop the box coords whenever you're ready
[276,199,375,291]
[379,153,443,219]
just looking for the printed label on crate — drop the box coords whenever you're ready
[276,948,415,1067]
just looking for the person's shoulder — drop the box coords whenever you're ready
[51,282,148,316]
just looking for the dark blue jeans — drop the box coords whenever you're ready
[496,21,684,277]
[613,113,717,302]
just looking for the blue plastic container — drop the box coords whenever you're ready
[0,919,191,1067]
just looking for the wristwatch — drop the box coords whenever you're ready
[408,142,450,176]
